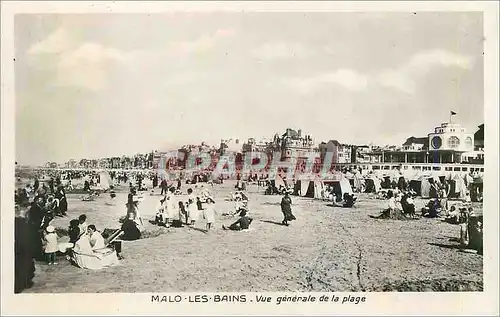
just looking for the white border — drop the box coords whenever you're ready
[1,1,498,315]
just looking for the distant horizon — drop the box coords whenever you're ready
[15,119,485,167]
[15,12,484,165]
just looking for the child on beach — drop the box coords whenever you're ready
[203,197,217,231]
[43,225,58,265]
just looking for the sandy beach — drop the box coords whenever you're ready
[24,180,483,293]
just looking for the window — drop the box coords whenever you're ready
[433,166,441,171]
[373,166,380,170]
[384,166,390,170]
[445,167,452,171]
[448,136,460,148]
[454,167,461,171]
[431,136,442,149]
[462,167,468,171]
[465,137,473,148]
[480,168,484,172]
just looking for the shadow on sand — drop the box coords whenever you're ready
[428,242,464,250]
[187,226,208,234]
[260,220,285,226]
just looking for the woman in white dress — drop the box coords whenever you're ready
[187,188,199,226]
[88,225,106,250]
[165,188,178,228]
[203,197,217,231]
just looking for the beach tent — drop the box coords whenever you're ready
[301,180,312,197]
[294,179,324,199]
[99,171,112,190]
[409,173,440,198]
[274,175,286,189]
[323,176,353,200]
[296,180,318,198]
[449,173,467,199]
[470,176,483,202]
[314,181,324,199]
[364,175,382,193]
[349,171,364,192]
[431,170,446,184]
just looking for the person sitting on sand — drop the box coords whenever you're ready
[222,210,253,231]
[421,198,442,218]
[87,225,105,250]
[78,214,88,236]
[73,229,93,254]
[121,212,142,241]
[377,190,396,218]
[342,193,357,208]
[231,199,249,216]
[105,191,117,206]
[280,191,296,226]
[401,192,416,218]
[68,219,82,244]
[81,191,97,201]
[445,205,460,224]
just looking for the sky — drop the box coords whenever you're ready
[15,12,484,165]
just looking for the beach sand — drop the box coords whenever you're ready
[24,180,483,293]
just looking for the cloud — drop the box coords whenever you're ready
[408,49,473,71]
[170,27,236,56]
[377,49,474,94]
[251,42,310,60]
[28,28,134,91]
[28,28,73,55]
[56,42,131,90]
[376,70,416,94]
[285,69,369,94]
[283,49,474,95]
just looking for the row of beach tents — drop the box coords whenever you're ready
[273,170,482,201]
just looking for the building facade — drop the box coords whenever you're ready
[319,140,353,164]
[280,128,317,162]
[427,122,474,163]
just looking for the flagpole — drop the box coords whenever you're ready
[450,111,452,124]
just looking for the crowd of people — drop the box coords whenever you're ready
[14,166,483,293]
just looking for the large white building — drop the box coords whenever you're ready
[428,122,474,163]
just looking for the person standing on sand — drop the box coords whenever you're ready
[153,174,158,189]
[203,197,217,231]
[280,192,296,226]
[187,188,199,226]
[54,185,68,216]
[15,206,35,293]
[160,179,168,195]
[43,225,58,265]
[165,187,178,228]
